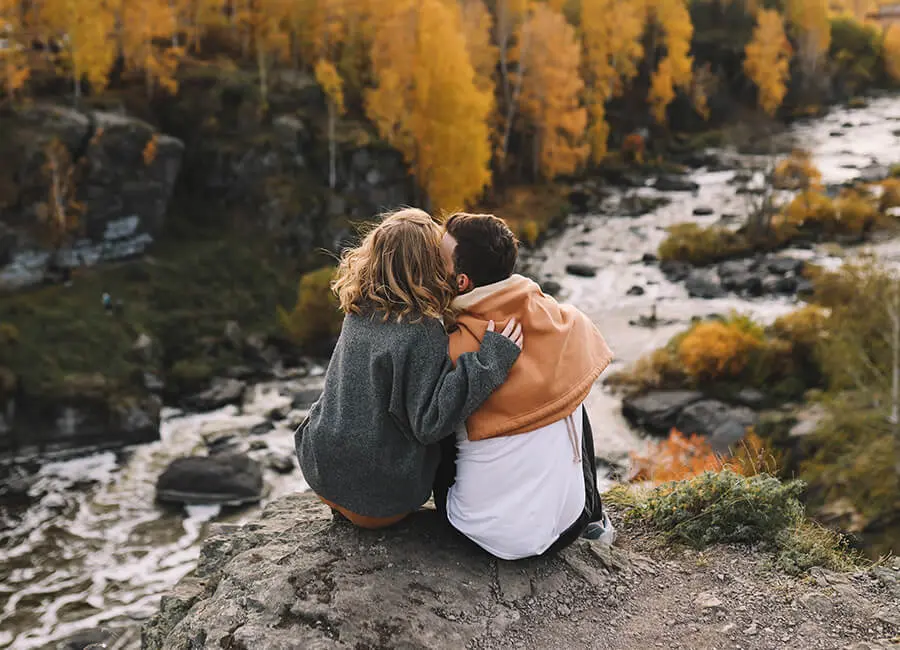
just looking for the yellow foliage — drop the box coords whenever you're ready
[834,190,878,233]
[0,6,30,100]
[772,305,828,349]
[630,429,773,483]
[366,0,493,211]
[170,0,227,51]
[773,149,823,190]
[581,0,647,160]
[879,178,900,211]
[677,320,764,381]
[783,190,836,225]
[314,59,345,113]
[120,0,184,95]
[647,0,694,125]
[744,9,793,116]
[786,0,831,74]
[519,4,589,179]
[885,25,900,82]
[459,0,498,94]
[40,0,118,94]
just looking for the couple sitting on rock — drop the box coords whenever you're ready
[295,208,615,560]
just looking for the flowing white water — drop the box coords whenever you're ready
[1,95,898,649]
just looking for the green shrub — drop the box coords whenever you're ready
[277,266,343,350]
[800,397,899,545]
[638,470,805,547]
[0,323,19,346]
[829,17,883,97]
[630,470,858,574]
[168,359,214,393]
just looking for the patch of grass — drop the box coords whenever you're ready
[623,470,861,574]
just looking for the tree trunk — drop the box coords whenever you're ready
[500,20,530,177]
[257,48,268,108]
[328,101,337,190]
[891,280,900,477]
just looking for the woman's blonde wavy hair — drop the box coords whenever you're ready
[333,208,455,322]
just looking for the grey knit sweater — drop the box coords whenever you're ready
[296,311,520,517]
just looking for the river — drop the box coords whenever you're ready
[1,95,899,649]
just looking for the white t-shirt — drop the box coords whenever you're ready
[446,403,587,560]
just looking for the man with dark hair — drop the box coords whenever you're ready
[442,212,519,288]
[435,213,615,560]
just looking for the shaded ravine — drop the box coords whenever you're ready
[0,95,899,649]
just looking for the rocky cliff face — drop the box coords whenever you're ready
[140,493,900,650]
[0,84,413,458]
[0,105,184,291]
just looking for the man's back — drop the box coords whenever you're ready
[447,405,588,559]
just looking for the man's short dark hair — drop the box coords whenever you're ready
[444,212,518,288]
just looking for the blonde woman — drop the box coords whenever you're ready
[295,208,524,529]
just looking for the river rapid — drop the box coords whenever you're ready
[2,95,899,649]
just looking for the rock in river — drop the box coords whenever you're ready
[654,174,699,192]
[621,390,704,435]
[674,400,759,453]
[156,454,264,506]
[566,263,598,278]
[186,377,246,411]
[685,270,726,299]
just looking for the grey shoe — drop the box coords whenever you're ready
[582,511,616,546]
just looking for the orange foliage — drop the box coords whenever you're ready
[885,25,900,82]
[677,321,763,381]
[142,135,159,166]
[622,132,646,164]
[630,428,774,483]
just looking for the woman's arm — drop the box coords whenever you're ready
[394,319,522,445]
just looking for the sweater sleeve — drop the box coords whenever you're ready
[394,322,520,445]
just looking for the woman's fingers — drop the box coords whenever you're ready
[488,318,523,349]
[500,317,517,338]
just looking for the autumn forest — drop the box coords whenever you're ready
[2,0,900,216]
